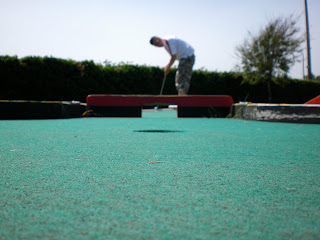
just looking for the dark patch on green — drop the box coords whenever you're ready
[134,130,184,133]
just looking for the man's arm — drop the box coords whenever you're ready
[164,55,177,77]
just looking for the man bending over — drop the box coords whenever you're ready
[150,36,195,95]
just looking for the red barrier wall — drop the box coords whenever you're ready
[87,95,233,107]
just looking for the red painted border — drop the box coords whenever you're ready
[305,95,320,104]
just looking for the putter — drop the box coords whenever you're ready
[154,77,166,111]
[159,77,166,95]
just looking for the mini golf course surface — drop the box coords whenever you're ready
[1,110,320,239]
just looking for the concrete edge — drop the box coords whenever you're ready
[232,103,320,124]
[0,100,87,119]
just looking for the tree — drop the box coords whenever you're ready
[237,16,304,102]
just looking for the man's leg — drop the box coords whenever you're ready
[175,55,195,95]
[178,89,187,96]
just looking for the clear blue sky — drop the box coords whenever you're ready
[1,0,319,79]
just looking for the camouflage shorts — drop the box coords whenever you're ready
[175,55,195,93]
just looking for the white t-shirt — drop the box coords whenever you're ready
[163,36,194,60]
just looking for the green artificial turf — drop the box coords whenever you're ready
[1,110,320,239]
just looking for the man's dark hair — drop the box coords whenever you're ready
[150,36,157,45]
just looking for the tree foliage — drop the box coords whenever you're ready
[237,16,304,102]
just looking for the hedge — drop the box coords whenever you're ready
[1,55,319,103]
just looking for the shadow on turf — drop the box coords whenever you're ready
[133,130,184,133]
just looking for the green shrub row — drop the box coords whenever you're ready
[1,55,319,103]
